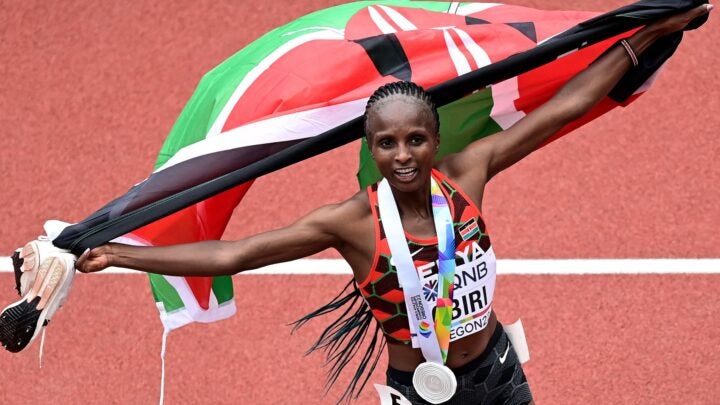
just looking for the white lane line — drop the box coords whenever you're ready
[498,258,720,275]
[1,257,718,275]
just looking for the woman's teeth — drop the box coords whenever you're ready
[395,168,417,178]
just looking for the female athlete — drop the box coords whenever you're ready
[76,5,712,404]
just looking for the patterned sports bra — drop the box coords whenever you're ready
[359,169,497,344]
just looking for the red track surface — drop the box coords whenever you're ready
[1,1,718,404]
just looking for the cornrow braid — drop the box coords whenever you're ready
[363,81,440,137]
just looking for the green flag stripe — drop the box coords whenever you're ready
[211,275,234,304]
[148,273,185,313]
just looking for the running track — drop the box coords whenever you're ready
[1,1,718,404]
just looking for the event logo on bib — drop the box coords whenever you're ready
[423,279,438,301]
[418,321,432,337]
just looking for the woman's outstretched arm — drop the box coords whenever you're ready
[75,200,356,276]
[446,4,712,184]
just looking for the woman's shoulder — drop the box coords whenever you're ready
[340,189,373,218]
[324,189,377,260]
[318,189,373,229]
[433,158,470,187]
[434,158,487,209]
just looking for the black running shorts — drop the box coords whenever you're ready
[386,322,533,404]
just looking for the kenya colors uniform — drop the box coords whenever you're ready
[359,169,496,345]
[360,170,533,404]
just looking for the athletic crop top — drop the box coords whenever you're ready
[359,169,497,345]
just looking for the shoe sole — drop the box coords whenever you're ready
[0,255,69,353]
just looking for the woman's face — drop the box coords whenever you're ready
[366,96,439,193]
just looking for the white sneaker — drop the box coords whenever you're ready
[0,253,76,353]
[16,238,68,296]
[13,219,73,297]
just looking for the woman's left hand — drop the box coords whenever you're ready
[647,3,712,35]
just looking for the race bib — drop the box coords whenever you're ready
[409,243,496,347]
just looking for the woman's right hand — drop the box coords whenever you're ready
[75,245,112,273]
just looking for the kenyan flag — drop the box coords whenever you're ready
[51,0,705,331]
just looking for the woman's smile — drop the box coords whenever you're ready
[393,167,418,182]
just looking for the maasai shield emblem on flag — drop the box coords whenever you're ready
[50,0,706,332]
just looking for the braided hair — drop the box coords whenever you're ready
[363,81,440,138]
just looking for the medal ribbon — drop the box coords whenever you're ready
[430,177,456,363]
[377,175,456,364]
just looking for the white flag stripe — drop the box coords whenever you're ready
[490,76,526,129]
[451,28,492,69]
[2,257,719,275]
[442,29,472,75]
[207,28,346,139]
[368,6,397,34]
[155,98,368,173]
[157,300,236,331]
[282,26,344,37]
[377,5,417,31]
